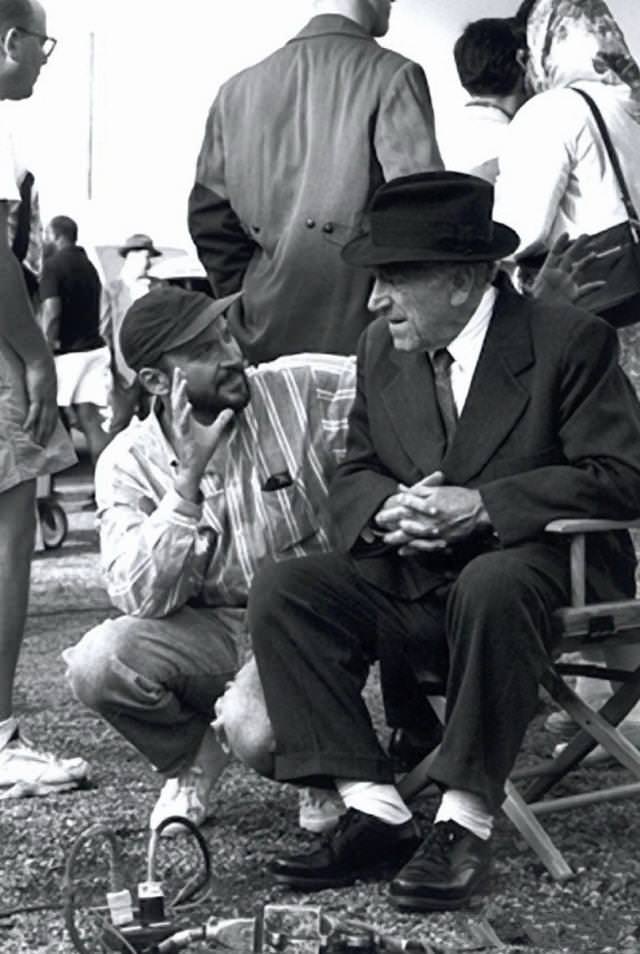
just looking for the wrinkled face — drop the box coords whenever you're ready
[368,263,471,352]
[366,0,394,38]
[160,316,250,417]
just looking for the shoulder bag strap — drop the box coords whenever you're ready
[571,86,640,237]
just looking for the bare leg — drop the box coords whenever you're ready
[0,479,36,720]
[73,402,111,467]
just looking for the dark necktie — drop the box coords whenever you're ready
[431,348,458,451]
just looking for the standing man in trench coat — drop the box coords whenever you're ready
[189,0,443,364]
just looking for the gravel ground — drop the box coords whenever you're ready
[2,508,640,954]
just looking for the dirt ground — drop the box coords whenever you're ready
[2,487,640,954]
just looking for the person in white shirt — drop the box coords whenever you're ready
[444,17,528,184]
[495,0,640,264]
[496,0,640,751]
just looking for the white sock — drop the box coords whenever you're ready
[0,715,18,751]
[435,789,493,841]
[335,779,412,825]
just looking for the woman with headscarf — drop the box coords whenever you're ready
[495,0,640,753]
[495,0,640,318]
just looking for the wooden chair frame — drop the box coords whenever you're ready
[398,518,640,882]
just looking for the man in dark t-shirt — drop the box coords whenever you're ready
[40,215,111,464]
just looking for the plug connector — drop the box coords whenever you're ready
[137,880,165,924]
[106,888,134,927]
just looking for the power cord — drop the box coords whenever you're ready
[147,815,212,909]
[63,817,212,954]
[62,822,128,954]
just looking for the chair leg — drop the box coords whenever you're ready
[526,663,640,802]
[397,747,439,802]
[398,751,575,881]
[501,781,573,882]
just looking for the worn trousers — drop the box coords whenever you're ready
[63,605,241,775]
[248,546,569,811]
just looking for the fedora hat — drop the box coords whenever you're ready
[342,171,519,267]
[118,233,162,258]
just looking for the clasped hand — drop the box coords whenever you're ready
[374,470,488,555]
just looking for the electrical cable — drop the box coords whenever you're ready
[147,815,212,908]
[62,823,125,954]
[64,818,212,953]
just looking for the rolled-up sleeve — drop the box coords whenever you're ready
[96,455,215,618]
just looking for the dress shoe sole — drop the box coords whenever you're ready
[272,860,403,891]
[390,874,490,912]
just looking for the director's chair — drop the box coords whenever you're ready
[398,517,640,882]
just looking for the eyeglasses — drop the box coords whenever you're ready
[15,27,57,59]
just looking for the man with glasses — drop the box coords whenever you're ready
[0,0,88,796]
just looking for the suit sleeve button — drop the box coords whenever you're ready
[322,222,334,234]
[305,218,316,229]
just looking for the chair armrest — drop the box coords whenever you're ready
[545,517,640,606]
[545,518,640,535]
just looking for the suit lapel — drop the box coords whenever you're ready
[379,284,535,481]
[444,286,534,483]
[381,349,447,475]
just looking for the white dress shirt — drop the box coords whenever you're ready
[436,284,497,416]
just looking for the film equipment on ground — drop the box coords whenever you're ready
[62,818,439,954]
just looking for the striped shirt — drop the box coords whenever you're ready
[95,353,356,617]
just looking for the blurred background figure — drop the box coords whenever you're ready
[8,164,41,306]
[147,251,212,296]
[0,0,87,796]
[495,0,640,751]
[445,16,529,183]
[40,214,111,469]
[101,232,161,432]
[189,0,443,365]
[495,0,640,321]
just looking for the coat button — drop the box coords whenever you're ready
[322,222,334,234]
[305,218,316,229]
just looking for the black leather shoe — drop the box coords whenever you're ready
[270,808,421,890]
[390,820,491,911]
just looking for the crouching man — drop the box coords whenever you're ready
[63,286,354,835]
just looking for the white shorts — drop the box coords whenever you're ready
[55,346,112,408]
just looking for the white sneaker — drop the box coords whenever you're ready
[0,732,89,799]
[553,721,640,765]
[149,727,229,837]
[149,764,216,837]
[297,787,345,834]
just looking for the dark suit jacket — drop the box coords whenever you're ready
[188,15,442,364]
[330,282,640,601]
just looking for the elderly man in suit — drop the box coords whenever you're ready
[188,0,442,364]
[242,171,640,911]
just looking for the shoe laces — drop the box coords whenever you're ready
[413,820,461,863]
[322,807,360,844]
